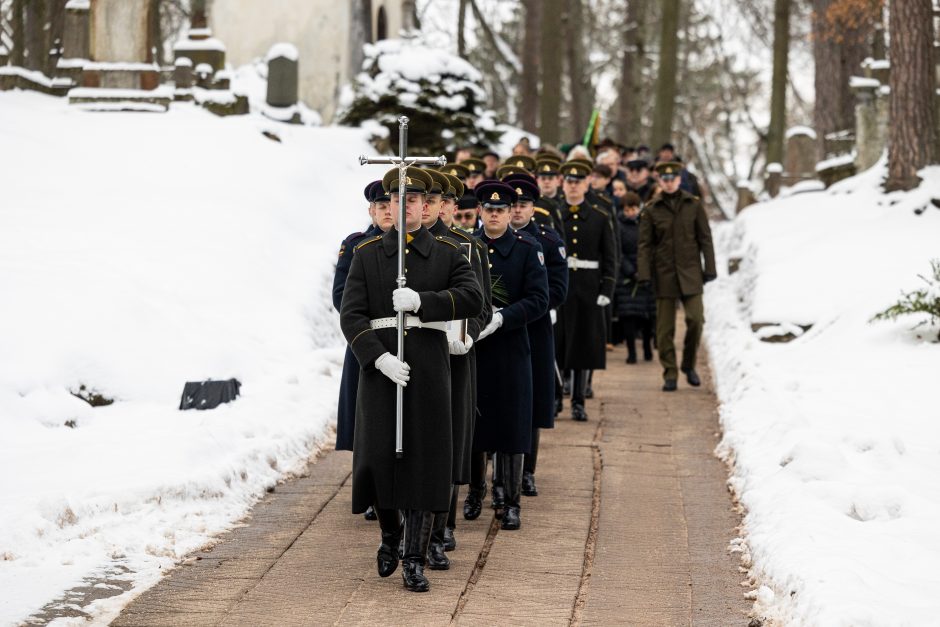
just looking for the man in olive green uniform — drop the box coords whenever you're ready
[637,161,716,392]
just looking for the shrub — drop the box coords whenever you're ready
[871,259,940,341]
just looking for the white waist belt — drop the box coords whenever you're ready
[567,258,600,270]
[370,315,449,332]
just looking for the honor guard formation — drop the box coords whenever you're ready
[333,138,716,592]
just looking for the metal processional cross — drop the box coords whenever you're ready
[359,116,446,458]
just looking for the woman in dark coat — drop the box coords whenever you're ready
[614,192,656,363]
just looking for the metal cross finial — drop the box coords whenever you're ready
[359,116,447,458]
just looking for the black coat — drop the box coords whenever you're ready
[428,219,491,484]
[472,228,549,454]
[332,224,381,451]
[557,200,617,370]
[614,213,656,319]
[518,220,568,429]
[340,227,483,513]
[534,195,566,239]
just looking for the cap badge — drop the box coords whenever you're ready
[467,164,476,171]
[542,164,550,171]
[490,192,500,200]
[515,187,522,195]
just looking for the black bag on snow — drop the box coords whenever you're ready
[179,379,241,410]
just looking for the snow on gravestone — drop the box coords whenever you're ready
[266,43,299,110]
[784,126,818,186]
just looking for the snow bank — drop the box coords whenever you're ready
[0,92,375,624]
[706,160,940,625]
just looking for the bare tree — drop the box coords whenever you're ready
[564,0,592,140]
[766,0,790,167]
[520,0,541,133]
[886,0,938,190]
[539,0,563,145]
[615,0,645,143]
[650,0,680,148]
[457,0,468,59]
[811,0,876,160]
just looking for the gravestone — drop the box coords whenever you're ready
[266,44,299,108]
[783,127,818,186]
[57,1,91,87]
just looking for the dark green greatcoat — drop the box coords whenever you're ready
[636,190,716,298]
[340,227,483,513]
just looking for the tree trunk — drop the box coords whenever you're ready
[23,0,47,72]
[457,0,468,59]
[616,0,644,144]
[10,0,26,66]
[564,0,591,141]
[520,0,541,133]
[886,0,938,191]
[766,0,790,167]
[650,0,680,149]
[812,0,872,160]
[539,0,563,146]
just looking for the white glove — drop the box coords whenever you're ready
[449,335,474,355]
[550,309,557,325]
[596,295,611,307]
[375,352,410,387]
[477,312,503,341]
[392,287,421,312]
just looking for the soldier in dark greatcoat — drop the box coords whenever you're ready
[505,174,568,497]
[556,161,617,421]
[332,183,392,516]
[466,181,549,531]
[340,166,483,592]
[421,169,491,569]
[637,161,716,392]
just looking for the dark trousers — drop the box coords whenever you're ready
[621,316,654,357]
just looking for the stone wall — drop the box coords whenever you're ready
[89,0,150,63]
[210,0,405,123]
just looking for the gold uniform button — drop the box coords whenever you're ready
[573,225,578,231]
[404,330,408,336]
[573,215,579,220]
[573,253,578,257]
[488,263,493,268]
[572,238,578,244]
[489,248,494,254]
[405,249,410,254]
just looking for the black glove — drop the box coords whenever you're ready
[703,273,717,283]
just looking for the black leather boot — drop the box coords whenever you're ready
[463,452,487,520]
[682,367,701,387]
[427,511,450,570]
[522,428,539,497]
[374,507,402,578]
[500,454,524,531]
[363,505,378,521]
[571,370,589,421]
[643,334,654,361]
[585,370,594,399]
[444,486,458,551]
[401,510,432,592]
[491,453,506,518]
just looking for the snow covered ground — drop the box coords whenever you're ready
[706,162,940,625]
[0,91,375,625]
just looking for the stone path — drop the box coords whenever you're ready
[113,345,748,626]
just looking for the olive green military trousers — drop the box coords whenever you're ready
[655,294,704,381]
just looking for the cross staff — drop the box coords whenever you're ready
[359,115,446,458]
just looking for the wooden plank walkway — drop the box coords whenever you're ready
[113,344,749,626]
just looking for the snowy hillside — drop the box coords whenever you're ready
[0,92,374,624]
[706,163,940,625]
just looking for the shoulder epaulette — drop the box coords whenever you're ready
[534,207,551,216]
[446,227,472,244]
[354,235,382,251]
[589,204,609,218]
[515,232,538,246]
[538,228,563,244]
[343,231,364,244]
[434,235,461,250]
